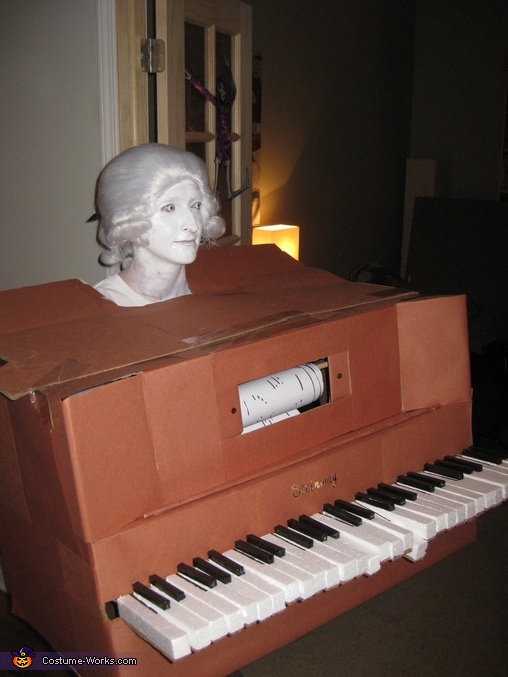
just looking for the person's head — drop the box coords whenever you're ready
[95,143,225,267]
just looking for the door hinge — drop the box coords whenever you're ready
[141,38,165,73]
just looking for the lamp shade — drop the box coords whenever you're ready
[252,224,300,260]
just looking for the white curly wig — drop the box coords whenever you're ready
[95,143,225,267]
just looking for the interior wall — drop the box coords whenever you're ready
[411,0,508,199]
[2,0,505,292]
[0,0,104,292]
[247,0,415,278]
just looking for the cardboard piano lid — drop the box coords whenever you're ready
[0,245,414,400]
[192,245,416,314]
[188,242,304,291]
[0,277,113,336]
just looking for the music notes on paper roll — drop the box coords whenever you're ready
[239,363,324,434]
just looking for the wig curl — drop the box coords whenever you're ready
[95,143,225,267]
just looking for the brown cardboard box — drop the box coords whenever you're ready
[0,245,472,675]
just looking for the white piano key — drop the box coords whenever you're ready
[117,594,191,661]
[203,561,274,622]
[193,563,261,626]
[261,532,342,590]
[133,589,212,651]
[254,550,318,600]
[422,472,503,508]
[468,468,508,505]
[409,494,458,529]
[415,492,464,525]
[355,499,437,540]
[362,515,414,554]
[309,513,382,575]
[235,539,318,600]
[273,523,373,579]
[309,534,378,577]
[271,562,317,600]
[482,466,508,496]
[224,548,299,604]
[492,461,508,489]
[164,576,229,642]
[436,484,486,519]
[463,465,508,499]
[164,576,244,634]
[403,534,428,562]
[221,551,287,613]
[313,510,407,560]
[367,491,430,560]
[277,534,368,583]
[397,479,483,516]
[400,490,462,527]
[475,460,508,479]
[432,487,475,520]
[390,496,447,532]
[459,456,508,479]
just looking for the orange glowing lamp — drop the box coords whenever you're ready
[252,224,300,260]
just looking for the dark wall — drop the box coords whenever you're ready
[246,0,507,278]
[247,0,415,278]
[411,0,508,199]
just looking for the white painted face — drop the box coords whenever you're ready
[144,180,204,266]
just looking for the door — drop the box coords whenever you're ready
[116,0,252,243]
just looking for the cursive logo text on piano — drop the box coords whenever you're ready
[292,472,337,498]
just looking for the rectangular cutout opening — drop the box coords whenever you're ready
[239,359,330,434]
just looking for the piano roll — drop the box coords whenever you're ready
[239,362,324,432]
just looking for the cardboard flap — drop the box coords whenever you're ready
[0,292,302,399]
[0,245,415,399]
[0,278,112,335]
[187,243,304,291]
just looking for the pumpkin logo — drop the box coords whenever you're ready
[11,646,35,668]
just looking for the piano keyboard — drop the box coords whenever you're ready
[116,445,508,663]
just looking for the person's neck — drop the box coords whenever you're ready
[120,257,190,302]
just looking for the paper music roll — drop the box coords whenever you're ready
[238,363,324,430]
[241,409,300,435]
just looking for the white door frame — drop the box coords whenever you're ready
[97,0,119,166]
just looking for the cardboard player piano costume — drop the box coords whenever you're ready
[0,144,473,676]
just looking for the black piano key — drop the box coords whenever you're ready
[434,458,473,475]
[407,471,445,488]
[355,492,395,511]
[274,524,314,549]
[246,534,286,557]
[462,446,503,465]
[208,550,245,576]
[334,498,375,520]
[424,463,463,480]
[444,455,483,472]
[397,474,436,492]
[469,440,508,459]
[177,562,217,588]
[287,517,327,542]
[132,581,170,610]
[192,557,232,584]
[235,540,274,564]
[366,486,406,505]
[323,502,363,526]
[377,482,418,501]
[299,514,340,539]
[149,574,186,601]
